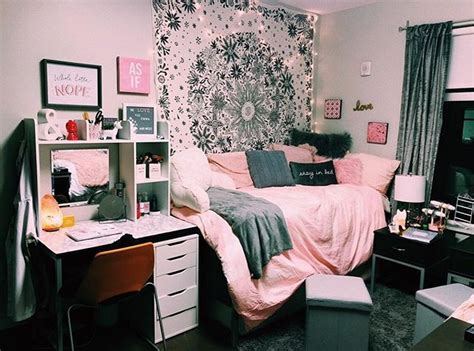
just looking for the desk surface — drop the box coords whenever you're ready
[38,214,196,256]
[411,318,473,351]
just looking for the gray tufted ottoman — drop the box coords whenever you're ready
[305,274,373,351]
[413,283,473,344]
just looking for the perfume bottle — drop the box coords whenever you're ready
[141,192,150,215]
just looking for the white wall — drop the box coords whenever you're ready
[0,0,154,326]
[314,0,474,159]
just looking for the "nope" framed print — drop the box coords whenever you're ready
[40,59,102,111]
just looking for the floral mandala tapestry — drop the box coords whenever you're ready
[152,0,316,153]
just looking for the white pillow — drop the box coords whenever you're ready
[170,182,210,213]
[171,147,212,190]
[211,171,236,189]
[170,148,212,212]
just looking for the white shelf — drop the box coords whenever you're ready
[38,139,169,145]
[137,176,169,184]
[38,139,133,145]
[26,117,171,224]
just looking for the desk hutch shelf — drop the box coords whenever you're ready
[25,118,171,227]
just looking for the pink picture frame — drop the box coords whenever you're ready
[367,122,389,144]
[324,99,342,119]
[117,57,150,94]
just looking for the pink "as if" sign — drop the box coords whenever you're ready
[117,57,150,94]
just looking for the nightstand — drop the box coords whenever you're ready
[447,235,474,287]
[370,227,454,293]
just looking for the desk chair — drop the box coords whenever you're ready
[66,242,167,351]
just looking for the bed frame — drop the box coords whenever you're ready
[198,235,371,346]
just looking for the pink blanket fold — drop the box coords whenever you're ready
[172,184,386,330]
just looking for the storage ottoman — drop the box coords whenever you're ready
[305,275,373,351]
[413,283,473,344]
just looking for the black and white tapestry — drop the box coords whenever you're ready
[152,0,316,153]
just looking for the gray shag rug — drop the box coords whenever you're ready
[237,284,417,351]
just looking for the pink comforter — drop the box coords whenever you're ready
[172,184,386,329]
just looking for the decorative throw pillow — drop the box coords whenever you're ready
[333,158,363,185]
[270,144,313,164]
[207,152,254,188]
[346,153,401,194]
[290,129,352,158]
[297,143,318,157]
[170,147,212,212]
[245,150,295,188]
[289,161,338,186]
[210,171,236,189]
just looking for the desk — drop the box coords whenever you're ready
[38,214,197,351]
[410,318,473,351]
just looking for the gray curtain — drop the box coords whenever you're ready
[396,21,452,201]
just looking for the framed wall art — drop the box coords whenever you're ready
[117,56,150,95]
[324,99,342,119]
[123,103,156,140]
[40,59,102,111]
[367,122,389,144]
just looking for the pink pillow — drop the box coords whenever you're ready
[346,153,401,194]
[333,158,363,185]
[207,152,254,189]
[313,154,330,163]
[270,144,313,164]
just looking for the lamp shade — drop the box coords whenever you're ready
[394,175,426,203]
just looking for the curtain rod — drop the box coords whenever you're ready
[398,19,474,32]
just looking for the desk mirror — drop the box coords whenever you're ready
[51,148,109,206]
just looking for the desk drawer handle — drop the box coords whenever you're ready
[168,240,186,246]
[392,246,406,252]
[168,289,187,297]
[167,269,186,276]
[167,254,186,261]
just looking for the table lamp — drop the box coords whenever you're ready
[394,174,426,225]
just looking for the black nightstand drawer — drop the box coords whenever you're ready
[374,233,429,265]
[373,227,452,267]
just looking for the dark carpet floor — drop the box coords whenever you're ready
[237,283,417,351]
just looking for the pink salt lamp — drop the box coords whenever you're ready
[40,194,63,232]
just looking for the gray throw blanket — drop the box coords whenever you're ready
[207,187,293,279]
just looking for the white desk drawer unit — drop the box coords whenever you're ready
[153,234,199,342]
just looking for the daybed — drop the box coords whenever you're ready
[169,137,400,342]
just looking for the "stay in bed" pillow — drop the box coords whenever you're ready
[289,161,337,186]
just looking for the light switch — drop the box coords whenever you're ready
[360,61,372,77]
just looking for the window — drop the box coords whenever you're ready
[432,102,474,208]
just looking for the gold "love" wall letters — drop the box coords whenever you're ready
[353,100,374,111]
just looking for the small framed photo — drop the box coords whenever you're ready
[324,99,342,119]
[117,57,150,95]
[123,103,156,140]
[367,122,389,144]
[40,59,102,110]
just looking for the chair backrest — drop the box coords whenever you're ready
[76,242,154,305]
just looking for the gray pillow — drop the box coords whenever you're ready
[245,150,295,188]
